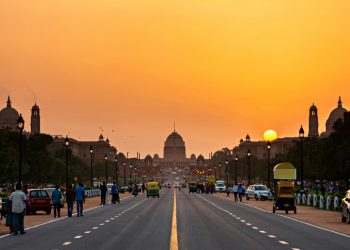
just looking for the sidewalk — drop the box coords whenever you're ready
[215,193,350,236]
[0,193,131,236]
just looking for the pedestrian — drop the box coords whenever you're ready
[9,183,27,235]
[226,186,230,197]
[141,183,145,193]
[100,182,107,205]
[237,183,245,202]
[233,183,238,202]
[111,182,119,204]
[75,183,85,217]
[4,193,14,234]
[66,185,74,217]
[52,185,62,218]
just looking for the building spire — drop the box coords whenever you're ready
[174,122,176,132]
[338,96,342,108]
[7,96,11,107]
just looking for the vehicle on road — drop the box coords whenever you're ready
[146,182,160,198]
[215,180,226,193]
[26,189,52,215]
[341,189,350,223]
[189,182,197,193]
[174,182,180,188]
[246,185,273,200]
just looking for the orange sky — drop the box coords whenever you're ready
[0,1,350,157]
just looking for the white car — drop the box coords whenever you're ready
[215,181,226,193]
[341,189,350,223]
[246,184,273,200]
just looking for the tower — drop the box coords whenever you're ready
[308,103,319,138]
[31,103,40,135]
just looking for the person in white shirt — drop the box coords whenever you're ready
[9,183,27,235]
[233,183,239,202]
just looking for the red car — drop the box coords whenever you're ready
[26,189,52,215]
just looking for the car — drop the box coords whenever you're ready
[341,190,350,223]
[174,182,180,188]
[215,181,226,193]
[26,189,52,215]
[246,184,273,200]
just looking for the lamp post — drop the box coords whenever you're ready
[225,160,229,187]
[65,136,69,189]
[219,163,222,179]
[17,114,24,185]
[130,164,133,184]
[115,155,119,185]
[214,166,217,180]
[235,155,238,184]
[299,125,305,192]
[105,154,108,183]
[89,146,93,187]
[247,150,251,185]
[134,166,137,183]
[267,141,271,188]
[123,162,126,186]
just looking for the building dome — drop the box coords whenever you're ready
[164,130,186,160]
[190,154,196,160]
[0,96,19,131]
[166,131,183,141]
[325,97,347,135]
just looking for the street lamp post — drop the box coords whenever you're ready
[123,162,126,186]
[214,166,217,180]
[247,150,251,185]
[219,163,222,179]
[299,126,305,192]
[267,141,271,188]
[89,146,93,187]
[17,114,24,185]
[235,155,238,184]
[225,160,229,187]
[65,136,69,189]
[105,154,108,183]
[115,155,119,185]
[130,164,133,184]
[134,166,137,183]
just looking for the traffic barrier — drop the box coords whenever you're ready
[302,193,307,205]
[319,195,324,209]
[334,197,339,211]
[307,194,312,206]
[326,196,331,210]
[313,194,318,207]
[297,193,301,205]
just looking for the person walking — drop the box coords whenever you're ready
[52,185,62,218]
[75,183,85,217]
[66,185,74,217]
[233,183,238,202]
[111,182,117,204]
[237,183,245,202]
[100,182,107,205]
[9,183,27,235]
[4,194,13,234]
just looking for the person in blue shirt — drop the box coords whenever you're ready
[52,185,62,218]
[237,183,245,202]
[111,182,120,204]
[75,183,85,217]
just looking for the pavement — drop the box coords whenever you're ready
[0,189,349,250]
[215,192,350,236]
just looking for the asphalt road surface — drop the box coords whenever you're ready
[1,189,350,250]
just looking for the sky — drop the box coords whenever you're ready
[0,0,349,158]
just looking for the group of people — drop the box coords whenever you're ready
[99,181,120,205]
[227,183,246,202]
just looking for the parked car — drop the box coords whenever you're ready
[26,189,52,215]
[246,184,273,200]
[215,180,226,193]
[341,189,350,223]
[119,186,129,193]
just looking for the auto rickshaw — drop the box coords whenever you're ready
[189,182,197,193]
[146,181,160,198]
[272,162,297,214]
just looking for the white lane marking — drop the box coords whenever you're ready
[74,235,83,239]
[0,195,134,239]
[268,235,276,238]
[100,223,104,226]
[279,241,289,245]
[105,220,110,223]
[241,220,246,222]
[292,248,301,250]
[259,231,266,234]
[121,212,125,214]
[246,223,252,226]
[252,227,259,230]
[62,242,72,246]
[84,231,91,234]
[236,217,241,219]
[115,216,118,218]
[92,227,99,230]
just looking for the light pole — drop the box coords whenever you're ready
[299,125,305,192]
[214,166,217,180]
[65,136,69,189]
[225,160,229,187]
[115,155,119,185]
[219,162,222,179]
[267,141,271,188]
[105,154,108,183]
[130,164,133,184]
[134,166,137,183]
[123,162,126,186]
[89,146,93,187]
[235,155,238,184]
[17,114,24,185]
[247,150,251,185]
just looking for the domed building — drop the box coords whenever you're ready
[321,97,348,137]
[0,96,20,131]
[164,131,186,161]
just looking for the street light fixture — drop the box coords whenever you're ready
[235,155,238,184]
[219,162,222,179]
[17,114,24,185]
[267,141,271,188]
[105,154,108,183]
[130,164,133,184]
[299,125,305,192]
[247,150,251,185]
[65,136,69,189]
[89,146,93,187]
[123,162,126,186]
[115,154,119,185]
[214,166,217,180]
[225,160,229,187]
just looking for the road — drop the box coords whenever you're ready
[1,188,350,250]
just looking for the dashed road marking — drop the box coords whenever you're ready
[268,235,276,238]
[92,227,98,230]
[105,220,110,223]
[74,235,82,239]
[62,242,72,246]
[241,220,246,222]
[246,223,252,226]
[84,231,91,234]
[259,231,266,234]
[252,226,258,230]
[279,241,289,245]
[100,223,104,226]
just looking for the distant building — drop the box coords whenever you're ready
[308,103,319,138]
[31,103,40,135]
[320,97,348,137]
